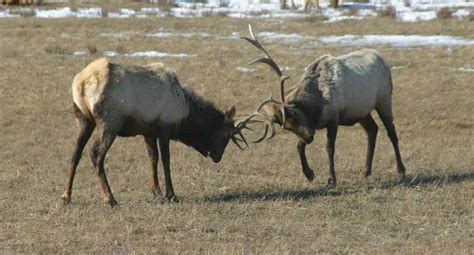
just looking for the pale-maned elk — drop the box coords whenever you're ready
[238,25,406,186]
[62,58,248,206]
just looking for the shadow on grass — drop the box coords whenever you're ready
[203,171,474,203]
[203,185,350,203]
[381,171,474,189]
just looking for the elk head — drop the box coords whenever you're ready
[238,25,315,144]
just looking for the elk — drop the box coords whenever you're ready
[62,58,248,206]
[238,25,406,185]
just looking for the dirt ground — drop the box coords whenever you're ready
[0,14,473,253]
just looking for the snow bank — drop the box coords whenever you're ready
[318,35,474,48]
[1,0,472,23]
[397,10,437,22]
[98,50,191,58]
[236,67,257,73]
[36,7,75,18]
[99,30,474,49]
[257,32,305,43]
[0,11,19,18]
[125,51,190,58]
[458,67,474,72]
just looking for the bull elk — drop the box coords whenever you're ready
[62,58,248,206]
[239,25,406,185]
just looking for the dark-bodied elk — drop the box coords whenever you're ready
[62,58,248,206]
[238,25,406,185]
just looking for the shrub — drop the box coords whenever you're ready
[378,6,396,19]
[44,45,67,55]
[87,44,98,55]
[437,8,453,19]
[115,45,127,54]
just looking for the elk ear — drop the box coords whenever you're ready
[225,106,236,121]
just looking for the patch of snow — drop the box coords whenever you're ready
[125,51,190,58]
[397,10,437,22]
[36,7,74,18]
[358,9,378,17]
[108,8,136,18]
[140,7,164,16]
[318,35,474,48]
[0,11,19,18]
[146,31,212,39]
[73,51,87,56]
[103,51,119,57]
[236,67,257,73]
[257,32,305,43]
[0,1,472,22]
[76,8,102,18]
[59,33,70,39]
[458,67,474,72]
[391,65,407,70]
[99,32,138,38]
[453,9,473,18]
[324,15,366,23]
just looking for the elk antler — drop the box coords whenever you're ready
[240,24,289,105]
[232,94,281,144]
[235,24,290,143]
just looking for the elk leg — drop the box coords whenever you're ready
[377,110,406,182]
[297,141,315,181]
[91,131,117,207]
[144,136,161,197]
[62,105,95,204]
[326,122,338,186]
[359,115,378,177]
[158,129,178,202]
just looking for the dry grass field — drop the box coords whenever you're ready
[1,13,473,253]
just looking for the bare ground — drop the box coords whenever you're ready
[0,16,473,254]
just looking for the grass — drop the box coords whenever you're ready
[0,16,473,254]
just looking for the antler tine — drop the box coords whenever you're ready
[234,94,280,131]
[231,136,246,150]
[240,24,283,78]
[253,124,269,143]
[231,94,281,144]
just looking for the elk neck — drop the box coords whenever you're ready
[172,87,225,143]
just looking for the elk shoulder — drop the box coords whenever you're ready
[72,58,190,125]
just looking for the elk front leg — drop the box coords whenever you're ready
[158,129,178,202]
[297,140,315,181]
[359,115,378,177]
[326,122,338,186]
[144,136,161,197]
[377,108,406,183]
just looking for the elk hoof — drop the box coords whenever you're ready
[326,178,337,188]
[104,197,118,207]
[61,192,71,205]
[152,188,162,198]
[167,195,180,203]
[303,168,315,181]
[364,170,372,178]
[396,174,406,184]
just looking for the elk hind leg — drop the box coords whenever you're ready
[62,104,95,204]
[144,136,161,197]
[359,115,378,177]
[91,129,118,206]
